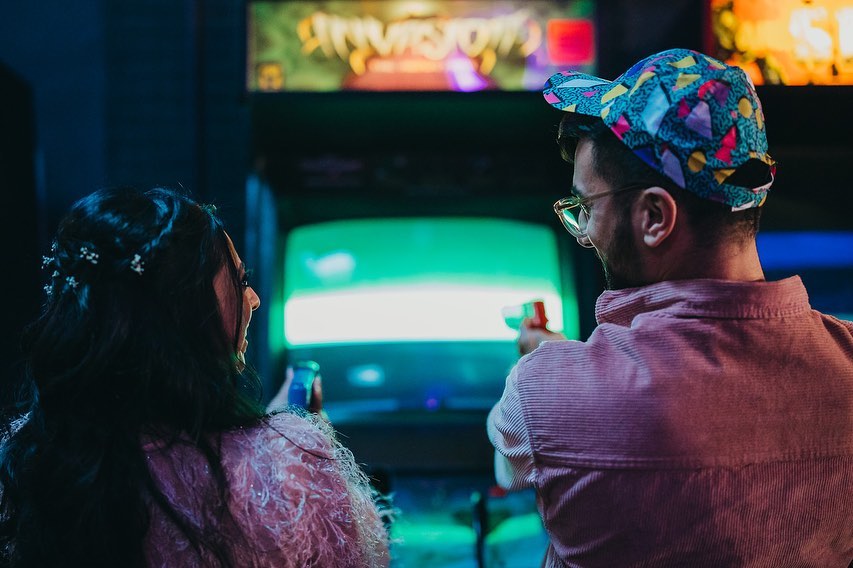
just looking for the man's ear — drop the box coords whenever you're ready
[637,187,677,248]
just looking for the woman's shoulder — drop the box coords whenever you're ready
[142,412,389,566]
[218,412,389,566]
[218,411,345,506]
[222,411,336,463]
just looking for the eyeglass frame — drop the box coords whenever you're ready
[552,184,649,239]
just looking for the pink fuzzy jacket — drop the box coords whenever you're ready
[143,412,390,567]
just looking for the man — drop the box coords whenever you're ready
[487,48,853,567]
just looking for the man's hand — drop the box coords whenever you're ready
[518,317,567,356]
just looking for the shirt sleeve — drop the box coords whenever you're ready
[487,362,536,491]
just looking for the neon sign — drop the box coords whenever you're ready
[297,11,542,75]
[709,0,853,85]
[248,1,595,92]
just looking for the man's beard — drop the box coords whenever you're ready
[598,212,646,290]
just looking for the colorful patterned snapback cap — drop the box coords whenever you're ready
[543,48,776,210]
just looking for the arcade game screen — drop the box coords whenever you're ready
[279,216,577,424]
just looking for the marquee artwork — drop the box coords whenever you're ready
[248,1,595,92]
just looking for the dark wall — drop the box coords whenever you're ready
[0,64,40,390]
[0,2,107,231]
[102,0,251,219]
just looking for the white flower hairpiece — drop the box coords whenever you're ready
[41,245,146,297]
[130,254,144,275]
[80,246,99,264]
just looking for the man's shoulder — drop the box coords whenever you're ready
[822,312,853,332]
[519,321,646,374]
[512,335,624,403]
[516,339,587,383]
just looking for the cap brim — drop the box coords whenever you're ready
[543,71,614,116]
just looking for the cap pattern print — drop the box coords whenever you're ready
[543,48,776,210]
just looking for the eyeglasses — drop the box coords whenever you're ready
[553,184,648,239]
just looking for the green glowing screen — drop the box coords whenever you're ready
[284,217,575,345]
[280,217,578,418]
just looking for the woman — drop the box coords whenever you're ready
[0,187,389,567]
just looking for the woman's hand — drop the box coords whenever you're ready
[267,366,327,419]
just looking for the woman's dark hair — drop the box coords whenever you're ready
[0,187,265,567]
[556,114,763,247]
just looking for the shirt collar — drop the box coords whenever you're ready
[595,276,811,327]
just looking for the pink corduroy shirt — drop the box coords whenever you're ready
[488,276,853,567]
